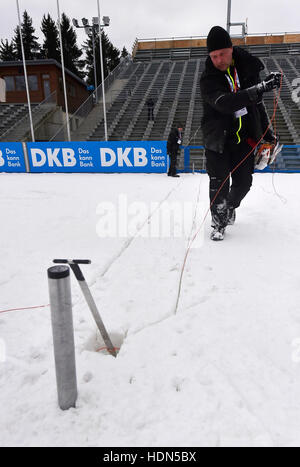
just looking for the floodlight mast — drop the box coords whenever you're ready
[227,0,232,33]
[97,1,108,141]
[72,9,110,140]
[226,0,247,37]
[57,0,71,141]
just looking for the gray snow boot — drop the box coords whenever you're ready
[210,200,228,241]
[227,207,236,225]
[210,226,226,241]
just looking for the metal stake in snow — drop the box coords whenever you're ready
[48,265,78,410]
[53,259,117,358]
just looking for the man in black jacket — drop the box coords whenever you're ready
[167,123,183,177]
[200,26,280,240]
[146,97,155,121]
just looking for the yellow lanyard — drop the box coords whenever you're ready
[227,67,242,145]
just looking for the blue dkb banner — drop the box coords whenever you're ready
[26,141,167,173]
[0,143,26,173]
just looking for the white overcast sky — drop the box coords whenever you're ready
[1,0,300,54]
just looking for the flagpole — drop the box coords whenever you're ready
[97,0,108,141]
[57,0,71,141]
[16,0,35,142]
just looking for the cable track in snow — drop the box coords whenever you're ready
[127,174,204,337]
[174,175,203,314]
[90,179,183,284]
[87,175,202,341]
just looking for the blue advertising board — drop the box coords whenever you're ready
[0,143,26,173]
[26,141,167,173]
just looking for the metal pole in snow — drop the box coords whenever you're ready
[48,265,77,410]
[53,259,117,357]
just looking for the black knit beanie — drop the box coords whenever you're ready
[207,26,232,53]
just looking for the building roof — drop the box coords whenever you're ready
[0,59,86,87]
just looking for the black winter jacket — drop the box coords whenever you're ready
[167,128,182,154]
[200,47,274,153]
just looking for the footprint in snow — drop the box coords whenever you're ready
[83,372,93,383]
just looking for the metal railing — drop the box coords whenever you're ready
[137,31,300,43]
[0,90,57,142]
[50,56,133,142]
[181,145,300,173]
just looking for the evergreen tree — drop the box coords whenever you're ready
[83,29,120,87]
[0,39,16,61]
[121,46,129,58]
[60,13,85,79]
[12,10,40,60]
[41,13,60,61]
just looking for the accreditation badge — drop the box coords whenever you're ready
[234,107,248,119]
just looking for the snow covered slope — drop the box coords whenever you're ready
[1,172,300,447]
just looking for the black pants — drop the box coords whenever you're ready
[148,108,154,121]
[205,140,255,227]
[168,151,178,175]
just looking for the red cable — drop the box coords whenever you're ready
[0,304,50,314]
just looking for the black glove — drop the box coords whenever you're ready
[246,72,282,102]
[257,72,282,93]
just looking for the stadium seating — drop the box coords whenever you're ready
[84,41,300,170]
[3,40,299,170]
[133,42,300,62]
[0,104,37,140]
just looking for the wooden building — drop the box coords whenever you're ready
[0,59,89,113]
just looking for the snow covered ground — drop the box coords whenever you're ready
[1,172,300,447]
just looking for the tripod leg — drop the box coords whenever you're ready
[70,264,117,357]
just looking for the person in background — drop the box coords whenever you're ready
[167,123,183,177]
[146,97,155,121]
